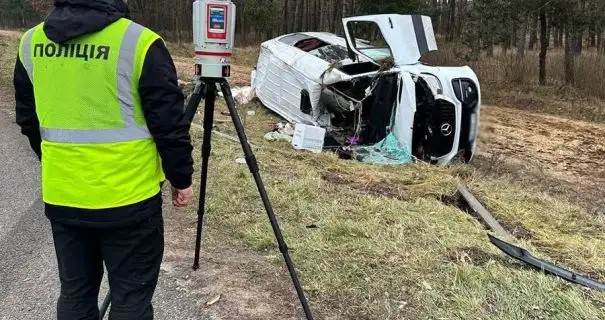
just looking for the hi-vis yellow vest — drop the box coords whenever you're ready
[18,18,165,209]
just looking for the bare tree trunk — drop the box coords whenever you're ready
[456,0,467,40]
[565,23,575,84]
[573,0,586,56]
[332,0,342,33]
[572,30,583,56]
[430,0,439,31]
[507,22,516,55]
[597,28,603,53]
[319,0,326,31]
[517,14,528,58]
[486,41,494,57]
[447,0,457,42]
[539,8,548,86]
[554,28,562,47]
[313,0,318,29]
[283,0,289,33]
[441,0,449,35]
[528,14,539,50]
[343,0,350,18]
[589,24,597,47]
[302,0,308,31]
[294,0,303,32]
[290,0,297,32]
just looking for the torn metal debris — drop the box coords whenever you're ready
[489,235,605,292]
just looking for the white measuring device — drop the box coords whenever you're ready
[193,0,236,78]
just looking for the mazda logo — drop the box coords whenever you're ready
[440,123,453,136]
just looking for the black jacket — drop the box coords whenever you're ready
[14,0,194,227]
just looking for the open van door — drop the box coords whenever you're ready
[343,14,438,66]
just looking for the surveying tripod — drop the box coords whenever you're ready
[186,77,314,319]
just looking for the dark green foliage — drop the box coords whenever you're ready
[0,0,40,28]
[358,0,424,15]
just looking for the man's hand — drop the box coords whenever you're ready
[172,186,194,207]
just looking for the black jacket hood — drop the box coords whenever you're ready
[44,0,129,43]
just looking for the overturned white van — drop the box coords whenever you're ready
[253,14,481,165]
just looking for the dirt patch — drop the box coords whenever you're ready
[446,247,495,266]
[0,87,14,108]
[477,106,605,215]
[497,219,535,240]
[161,193,303,320]
[160,248,301,320]
[439,193,466,208]
[320,169,411,202]
[0,30,22,41]
[478,105,605,183]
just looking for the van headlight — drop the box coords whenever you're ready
[420,73,443,95]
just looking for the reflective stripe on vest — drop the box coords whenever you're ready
[40,126,151,144]
[20,28,35,81]
[28,22,152,144]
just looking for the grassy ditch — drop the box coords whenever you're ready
[184,101,605,319]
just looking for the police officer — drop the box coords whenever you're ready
[14,0,194,319]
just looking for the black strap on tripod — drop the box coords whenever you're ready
[186,78,315,320]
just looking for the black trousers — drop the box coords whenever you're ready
[50,211,164,320]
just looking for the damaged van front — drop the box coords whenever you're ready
[253,14,481,165]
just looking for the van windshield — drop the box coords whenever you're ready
[346,21,394,64]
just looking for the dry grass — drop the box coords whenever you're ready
[0,33,18,89]
[0,30,22,41]
[183,103,605,319]
[477,106,605,188]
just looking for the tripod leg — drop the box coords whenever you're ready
[185,81,206,123]
[193,80,216,271]
[218,80,314,320]
[99,289,111,319]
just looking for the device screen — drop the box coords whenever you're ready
[209,6,226,32]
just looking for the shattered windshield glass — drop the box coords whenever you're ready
[309,44,350,64]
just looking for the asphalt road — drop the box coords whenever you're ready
[0,93,214,319]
